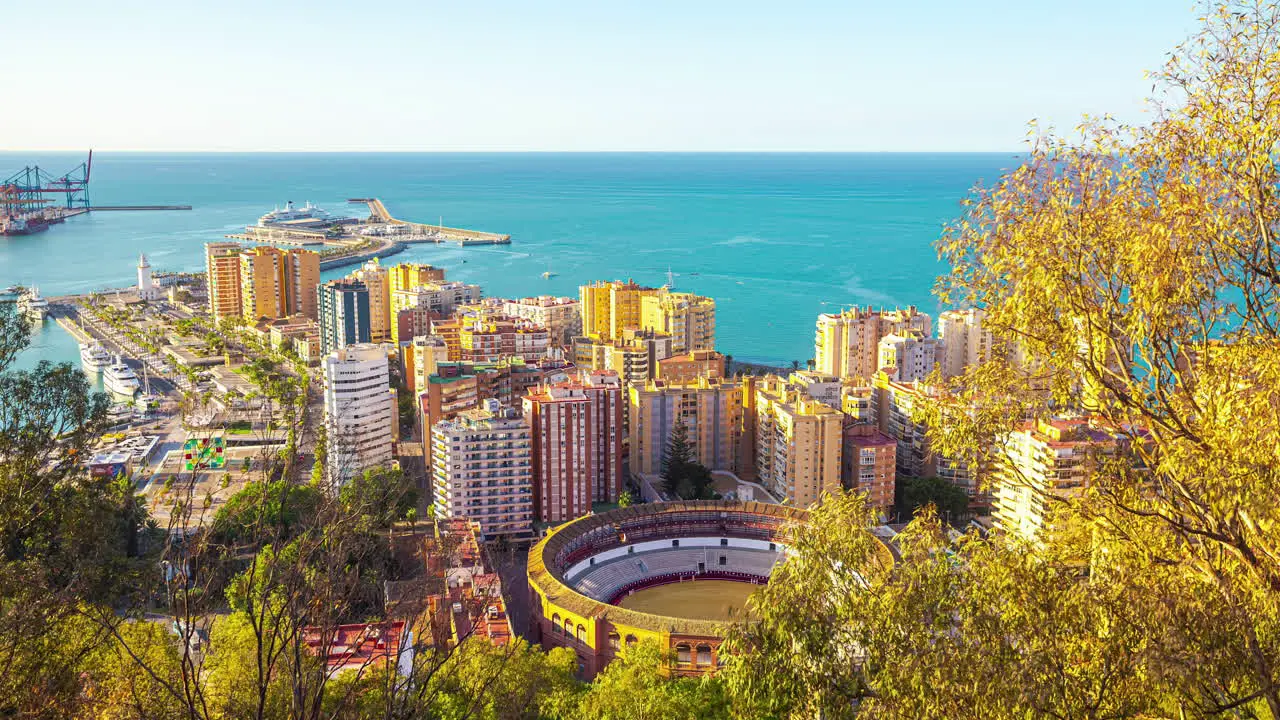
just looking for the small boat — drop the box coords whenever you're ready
[1,285,20,295]
[80,342,111,372]
[542,271,557,279]
[103,356,141,397]
[17,287,48,322]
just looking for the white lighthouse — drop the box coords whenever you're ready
[137,253,161,301]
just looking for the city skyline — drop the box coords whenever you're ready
[7,0,1197,152]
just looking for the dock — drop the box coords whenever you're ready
[89,205,192,211]
[348,198,511,245]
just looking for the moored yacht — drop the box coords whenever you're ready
[80,342,111,372]
[17,287,48,322]
[103,356,141,397]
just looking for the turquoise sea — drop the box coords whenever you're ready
[0,152,1020,370]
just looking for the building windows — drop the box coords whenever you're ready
[676,644,691,664]
[696,644,713,666]
[625,634,638,646]
[671,539,680,548]
[607,632,620,651]
[551,614,561,634]
[576,625,586,643]
[720,538,729,546]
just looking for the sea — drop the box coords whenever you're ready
[0,152,1022,372]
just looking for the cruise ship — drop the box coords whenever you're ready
[257,201,355,228]
[103,356,141,397]
[80,342,111,372]
[17,287,48,322]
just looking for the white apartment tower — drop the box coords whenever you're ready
[323,344,397,486]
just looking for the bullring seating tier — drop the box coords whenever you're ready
[569,546,783,602]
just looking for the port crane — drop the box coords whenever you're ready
[0,151,92,215]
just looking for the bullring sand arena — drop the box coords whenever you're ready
[615,579,757,621]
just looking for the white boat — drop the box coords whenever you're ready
[1,285,20,295]
[103,356,141,397]
[17,287,48,322]
[257,201,354,228]
[80,342,111,372]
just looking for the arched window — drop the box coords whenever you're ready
[607,631,620,651]
[676,643,692,664]
[551,614,561,634]
[696,644,713,666]
[625,634,638,646]
[562,617,573,637]
[576,625,586,643]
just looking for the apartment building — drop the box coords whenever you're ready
[205,242,244,321]
[351,258,392,343]
[390,282,481,344]
[842,423,897,511]
[318,279,372,356]
[656,350,727,383]
[752,375,844,508]
[877,331,943,383]
[938,308,992,379]
[814,305,932,380]
[430,401,535,541]
[501,296,582,347]
[872,373,978,501]
[579,280,716,352]
[323,344,397,485]
[522,370,624,523]
[628,376,749,478]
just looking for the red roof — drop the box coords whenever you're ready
[302,621,405,674]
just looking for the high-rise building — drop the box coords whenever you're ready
[938,308,992,379]
[240,246,288,321]
[842,423,897,512]
[752,375,844,508]
[640,291,717,354]
[286,248,321,320]
[877,331,943,383]
[430,401,535,541]
[318,279,372,356]
[993,418,1118,545]
[814,306,932,380]
[579,280,716,352]
[628,376,749,478]
[522,370,623,523]
[872,373,978,501]
[408,335,450,393]
[389,263,447,295]
[389,282,483,345]
[432,314,550,363]
[656,350,726,383]
[501,296,582,347]
[323,344,397,485]
[351,259,392,344]
[205,242,244,321]
[573,329,673,387]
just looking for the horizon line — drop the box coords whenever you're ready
[0,148,1028,155]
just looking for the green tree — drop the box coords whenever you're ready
[210,480,323,547]
[895,475,969,525]
[660,422,716,500]
[339,467,418,530]
[574,641,730,720]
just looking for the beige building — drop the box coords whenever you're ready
[872,373,978,501]
[628,376,748,478]
[579,280,716,352]
[993,418,1117,544]
[351,258,392,344]
[877,331,943,383]
[502,296,581,347]
[430,400,535,541]
[574,329,673,388]
[938,308,992,379]
[814,306,932,380]
[639,291,716,354]
[390,282,483,345]
[656,350,727,383]
[752,375,844,508]
[205,242,244,321]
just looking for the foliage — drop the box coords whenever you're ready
[895,475,969,524]
[660,421,716,500]
[338,466,419,530]
[210,480,322,546]
[572,641,730,720]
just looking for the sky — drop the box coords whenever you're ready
[4,0,1200,152]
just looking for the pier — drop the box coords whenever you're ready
[348,197,511,245]
[89,205,193,211]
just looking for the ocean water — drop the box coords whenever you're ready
[0,152,1021,370]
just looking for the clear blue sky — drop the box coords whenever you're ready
[5,0,1199,152]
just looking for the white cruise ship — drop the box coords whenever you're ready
[103,356,141,397]
[17,287,48,322]
[257,201,354,228]
[80,342,111,372]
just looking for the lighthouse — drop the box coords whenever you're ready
[137,253,161,301]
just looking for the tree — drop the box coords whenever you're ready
[895,476,969,525]
[660,422,716,500]
[572,641,730,720]
[338,466,418,530]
